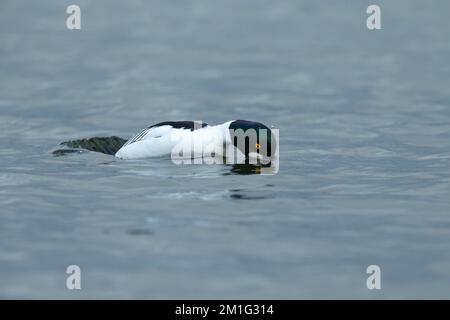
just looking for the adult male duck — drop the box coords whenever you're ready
[115,120,276,163]
[56,120,277,164]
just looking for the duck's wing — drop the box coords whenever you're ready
[122,125,174,147]
[123,121,209,147]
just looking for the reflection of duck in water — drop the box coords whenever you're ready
[54,120,277,171]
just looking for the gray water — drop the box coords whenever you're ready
[1,0,450,299]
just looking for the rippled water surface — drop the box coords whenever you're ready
[1,0,450,298]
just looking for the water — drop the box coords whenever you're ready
[1,0,450,298]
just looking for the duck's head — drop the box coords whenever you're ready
[228,120,277,164]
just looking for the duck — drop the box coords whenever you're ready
[115,120,277,164]
[54,120,277,166]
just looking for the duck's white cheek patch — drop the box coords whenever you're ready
[247,152,262,164]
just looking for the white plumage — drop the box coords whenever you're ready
[115,121,235,160]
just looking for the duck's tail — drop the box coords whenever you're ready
[52,136,127,157]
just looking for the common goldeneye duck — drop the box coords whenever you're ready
[114,120,277,163]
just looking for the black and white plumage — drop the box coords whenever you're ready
[114,120,276,162]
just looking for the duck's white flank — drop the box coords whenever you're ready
[115,121,236,160]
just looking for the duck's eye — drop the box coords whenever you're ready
[255,143,261,150]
